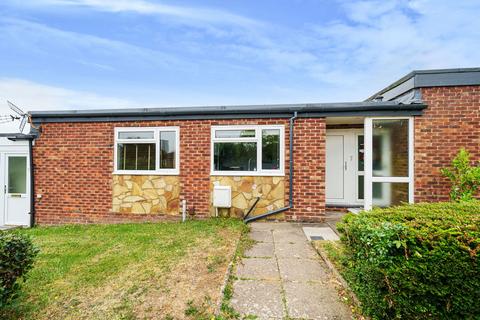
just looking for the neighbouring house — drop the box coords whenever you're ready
[19,67,480,226]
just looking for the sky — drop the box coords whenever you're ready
[0,0,479,132]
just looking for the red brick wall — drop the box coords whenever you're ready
[290,119,326,221]
[33,118,326,225]
[414,86,480,202]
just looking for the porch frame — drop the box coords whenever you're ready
[364,116,414,210]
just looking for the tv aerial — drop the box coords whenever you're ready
[7,101,35,133]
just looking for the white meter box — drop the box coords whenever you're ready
[213,186,232,208]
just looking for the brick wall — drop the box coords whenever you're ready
[32,84,480,226]
[33,118,327,225]
[414,86,480,202]
[290,118,326,221]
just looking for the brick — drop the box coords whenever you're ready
[33,118,326,224]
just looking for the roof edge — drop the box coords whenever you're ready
[29,101,427,124]
[0,133,36,140]
[367,67,480,101]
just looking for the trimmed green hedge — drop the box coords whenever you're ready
[0,232,38,307]
[337,202,480,319]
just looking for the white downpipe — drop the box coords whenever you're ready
[182,199,187,222]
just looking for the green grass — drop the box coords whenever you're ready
[1,219,245,320]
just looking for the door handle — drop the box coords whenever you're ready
[344,161,347,171]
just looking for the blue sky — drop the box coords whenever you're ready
[0,0,479,131]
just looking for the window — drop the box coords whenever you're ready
[114,127,179,174]
[211,125,284,176]
[364,117,413,210]
[8,156,27,194]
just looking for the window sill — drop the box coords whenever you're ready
[113,170,179,176]
[210,171,285,177]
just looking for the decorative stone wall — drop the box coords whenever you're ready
[112,175,180,215]
[210,176,285,219]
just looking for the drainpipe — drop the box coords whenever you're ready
[28,138,35,228]
[244,112,297,223]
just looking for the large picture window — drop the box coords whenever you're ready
[211,125,284,176]
[114,127,179,175]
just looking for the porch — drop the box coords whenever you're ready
[325,116,414,212]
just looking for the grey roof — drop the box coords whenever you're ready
[368,67,480,101]
[29,101,426,123]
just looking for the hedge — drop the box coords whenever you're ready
[0,232,38,307]
[337,202,480,319]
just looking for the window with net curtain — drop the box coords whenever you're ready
[116,128,178,172]
[213,127,282,174]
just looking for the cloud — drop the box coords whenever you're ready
[0,78,138,133]
[0,18,184,70]
[0,0,479,105]
[307,0,480,98]
[18,0,261,29]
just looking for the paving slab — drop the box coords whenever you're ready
[249,230,274,243]
[245,242,275,258]
[236,257,279,280]
[231,280,285,319]
[278,258,329,282]
[303,227,340,241]
[272,228,308,243]
[275,241,318,259]
[250,222,298,232]
[284,281,351,319]
[232,222,352,319]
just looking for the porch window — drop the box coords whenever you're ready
[211,125,284,176]
[364,117,413,209]
[114,127,179,175]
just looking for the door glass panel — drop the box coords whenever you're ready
[372,182,409,207]
[372,119,409,177]
[8,156,27,194]
[357,135,364,171]
[358,175,364,200]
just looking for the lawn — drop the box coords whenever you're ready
[1,219,245,320]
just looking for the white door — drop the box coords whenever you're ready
[326,135,344,200]
[4,154,30,226]
[326,130,363,205]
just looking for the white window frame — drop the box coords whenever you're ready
[211,125,285,176]
[114,126,180,175]
[364,117,414,210]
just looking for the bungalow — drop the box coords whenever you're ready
[23,67,480,225]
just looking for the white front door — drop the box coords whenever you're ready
[326,135,344,200]
[4,154,30,226]
[326,130,363,205]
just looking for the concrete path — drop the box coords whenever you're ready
[230,222,352,320]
